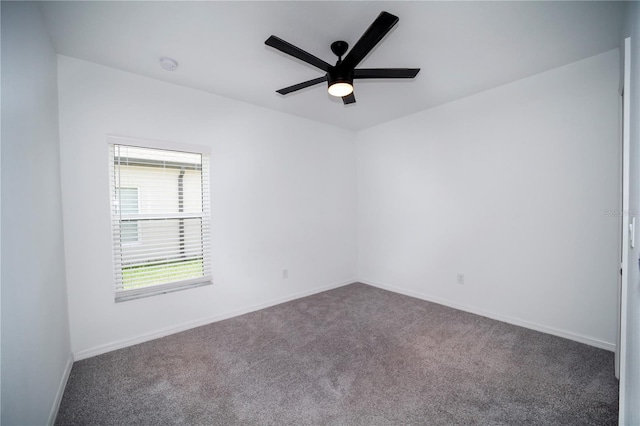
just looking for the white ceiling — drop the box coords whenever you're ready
[40,1,623,131]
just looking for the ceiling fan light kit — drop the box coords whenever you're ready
[328,82,353,97]
[265,11,420,105]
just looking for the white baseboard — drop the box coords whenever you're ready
[73,277,612,361]
[360,278,616,352]
[73,279,355,361]
[47,353,74,426]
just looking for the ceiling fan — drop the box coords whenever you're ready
[265,11,420,105]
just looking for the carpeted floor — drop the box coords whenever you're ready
[56,283,618,425]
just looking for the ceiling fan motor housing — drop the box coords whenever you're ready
[327,65,354,88]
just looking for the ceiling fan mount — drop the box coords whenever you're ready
[330,41,349,60]
[265,11,420,105]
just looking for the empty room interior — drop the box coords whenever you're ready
[2,1,640,425]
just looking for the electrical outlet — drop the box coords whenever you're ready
[282,269,288,279]
[457,273,465,285]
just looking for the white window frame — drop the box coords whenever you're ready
[107,135,212,302]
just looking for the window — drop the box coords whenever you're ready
[109,141,211,302]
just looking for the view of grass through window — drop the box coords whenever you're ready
[122,258,204,290]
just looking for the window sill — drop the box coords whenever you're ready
[115,278,212,303]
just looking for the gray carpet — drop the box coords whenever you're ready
[56,283,618,425]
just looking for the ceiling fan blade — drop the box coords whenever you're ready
[265,36,332,72]
[342,92,356,105]
[276,76,328,95]
[354,68,420,79]
[341,11,399,70]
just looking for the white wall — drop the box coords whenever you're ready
[357,49,621,350]
[1,2,72,424]
[621,2,640,423]
[57,56,357,358]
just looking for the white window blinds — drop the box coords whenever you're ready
[109,143,211,302]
